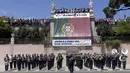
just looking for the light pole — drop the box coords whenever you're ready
[10,33,15,55]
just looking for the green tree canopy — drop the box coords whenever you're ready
[14,27,50,44]
[113,20,130,35]
[96,19,130,42]
[96,23,115,41]
[0,18,12,38]
[103,0,130,18]
[105,39,121,49]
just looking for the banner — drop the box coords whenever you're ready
[52,39,92,46]
[54,13,90,18]
[53,18,91,38]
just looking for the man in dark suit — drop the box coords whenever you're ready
[56,53,63,70]
[4,54,9,71]
[17,54,22,71]
[68,54,75,73]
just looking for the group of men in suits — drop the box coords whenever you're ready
[66,53,127,73]
[4,53,63,71]
[4,52,127,73]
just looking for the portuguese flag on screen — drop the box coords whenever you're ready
[53,18,91,39]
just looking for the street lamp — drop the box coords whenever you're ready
[10,33,15,55]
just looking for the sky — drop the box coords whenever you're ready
[0,0,130,19]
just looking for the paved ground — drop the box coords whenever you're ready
[0,65,130,72]
[1,54,130,72]
[0,70,130,73]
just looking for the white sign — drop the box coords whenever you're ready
[52,39,92,46]
[54,13,90,18]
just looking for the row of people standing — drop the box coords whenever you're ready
[4,53,59,71]
[66,53,127,73]
[4,53,127,72]
[1,16,50,27]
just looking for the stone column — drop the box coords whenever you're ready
[10,33,15,55]
[89,0,99,43]
[50,0,56,53]
[49,18,54,53]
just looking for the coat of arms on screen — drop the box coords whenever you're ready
[62,23,74,34]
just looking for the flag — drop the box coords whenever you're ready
[53,18,91,39]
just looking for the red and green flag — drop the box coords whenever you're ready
[53,18,91,39]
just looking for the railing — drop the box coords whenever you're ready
[0,36,130,44]
[15,38,45,44]
[0,38,10,44]
[0,38,45,44]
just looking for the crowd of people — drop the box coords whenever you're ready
[95,18,119,26]
[2,16,50,27]
[1,17,128,28]
[95,18,130,26]
[4,52,127,72]
[54,8,90,14]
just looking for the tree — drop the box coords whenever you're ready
[112,39,121,49]
[114,20,130,35]
[103,0,130,18]
[105,39,121,49]
[14,26,50,44]
[96,23,115,41]
[113,20,130,41]
[0,18,12,38]
[126,16,130,22]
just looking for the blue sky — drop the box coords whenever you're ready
[0,0,130,19]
